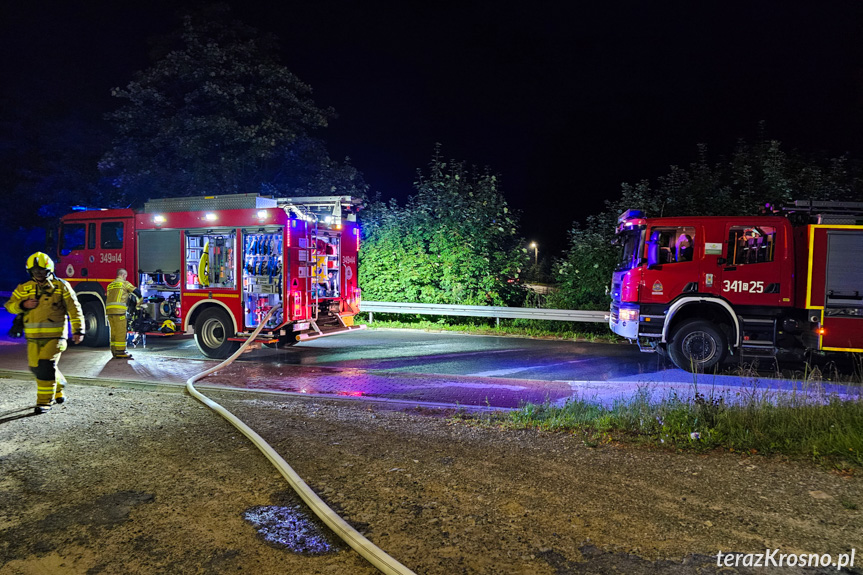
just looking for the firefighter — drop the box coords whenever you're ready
[4,252,84,414]
[677,234,694,262]
[106,268,141,359]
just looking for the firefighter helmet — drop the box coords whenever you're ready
[26,252,55,273]
[159,319,177,334]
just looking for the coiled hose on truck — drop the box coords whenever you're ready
[185,305,416,575]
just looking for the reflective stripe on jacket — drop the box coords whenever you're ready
[106,279,136,315]
[4,278,84,340]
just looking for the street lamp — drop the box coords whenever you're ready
[529,242,538,265]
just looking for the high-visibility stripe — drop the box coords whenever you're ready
[25,331,66,338]
[823,346,863,352]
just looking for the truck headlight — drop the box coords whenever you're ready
[619,308,639,322]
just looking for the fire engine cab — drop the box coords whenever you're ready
[55,193,364,358]
[609,200,863,371]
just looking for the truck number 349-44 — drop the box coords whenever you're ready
[722,280,763,293]
[99,253,122,264]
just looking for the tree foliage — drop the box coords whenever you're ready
[360,147,527,306]
[550,134,863,310]
[100,4,364,204]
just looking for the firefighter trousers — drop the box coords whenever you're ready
[108,313,128,357]
[27,338,68,407]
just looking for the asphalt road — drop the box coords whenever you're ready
[0,315,859,410]
[145,328,664,381]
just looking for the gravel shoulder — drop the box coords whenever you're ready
[0,375,860,574]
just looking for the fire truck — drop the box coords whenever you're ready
[608,200,863,371]
[55,193,365,358]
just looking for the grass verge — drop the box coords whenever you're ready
[454,385,863,471]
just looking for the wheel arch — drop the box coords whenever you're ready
[663,297,740,348]
[185,300,238,335]
[75,289,106,315]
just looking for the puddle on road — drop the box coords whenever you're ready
[243,504,341,555]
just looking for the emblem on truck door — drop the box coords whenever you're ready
[652,280,663,295]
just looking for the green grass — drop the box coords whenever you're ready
[456,385,863,470]
[356,316,619,343]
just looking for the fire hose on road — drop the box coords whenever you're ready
[185,305,417,575]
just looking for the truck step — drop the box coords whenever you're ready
[741,340,775,346]
[740,342,776,357]
[297,324,367,341]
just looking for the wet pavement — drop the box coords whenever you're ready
[0,308,859,410]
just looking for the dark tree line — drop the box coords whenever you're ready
[0,3,365,235]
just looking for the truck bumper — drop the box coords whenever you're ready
[609,302,640,340]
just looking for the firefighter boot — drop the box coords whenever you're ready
[113,353,134,360]
[54,371,67,403]
[35,378,56,413]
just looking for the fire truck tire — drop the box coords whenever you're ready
[668,319,727,373]
[82,300,110,348]
[194,307,240,359]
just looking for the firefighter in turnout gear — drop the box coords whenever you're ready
[4,252,84,414]
[106,268,140,359]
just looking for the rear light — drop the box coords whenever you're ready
[292,290,302,319]
[353,287,362,310]
[816,326,827,336]
[354,227,360,251]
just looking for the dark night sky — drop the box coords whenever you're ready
[3,1,863,255]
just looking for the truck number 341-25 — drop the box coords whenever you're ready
[99,253,122,264]
[722,280,763,293]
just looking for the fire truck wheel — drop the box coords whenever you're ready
[194,307,241,359]
[82,300,110,348]
[668,319,727,373]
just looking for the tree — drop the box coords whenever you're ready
[100,4,362,204]
[359,146,528,306]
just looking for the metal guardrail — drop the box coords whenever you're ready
[362,301,608,323]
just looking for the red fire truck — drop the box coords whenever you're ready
[55,193,365,358]
[608,200,863,371]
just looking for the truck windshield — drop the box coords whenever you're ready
[615,229,643,272]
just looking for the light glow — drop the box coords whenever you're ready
[153,214,166,224]
[204,213,218,222]
[292,290,302,318]
[256,210,269,220]
[618,308,639,322]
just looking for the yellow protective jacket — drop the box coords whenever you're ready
[5,277,84,340]
[106,278,137,316]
